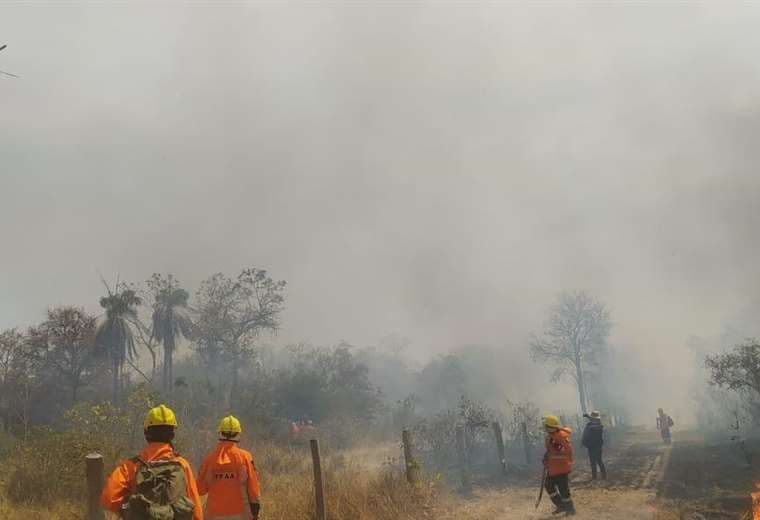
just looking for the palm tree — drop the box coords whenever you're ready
[96,286,142,402]
[151,283,193,395]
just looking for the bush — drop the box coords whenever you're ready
[4,429,90,505]
[411,397,497,478]
[2,386,156,506]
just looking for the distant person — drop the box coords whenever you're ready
[656,408,674,444]
[198,415,261,520]
[542,415,576,516]
[101,404,203,520]
[581,411,606,480]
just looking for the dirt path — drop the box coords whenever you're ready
[436,431,672,520]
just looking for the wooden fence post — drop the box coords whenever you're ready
[85,453,105,520]
[402,429,420,486]
[456,425,472,491]
[310,439,326,520]
[492,421,507,476]
[521,421,532,465]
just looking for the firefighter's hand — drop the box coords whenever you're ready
[250,502,261,520]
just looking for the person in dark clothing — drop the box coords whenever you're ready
[581,410,606,480]
[656,408,674,444]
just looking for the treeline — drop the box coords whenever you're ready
[0,268,633,450]
[0,266,541,443]
[0,268,288,437]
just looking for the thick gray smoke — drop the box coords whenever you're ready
[3,3,760,423]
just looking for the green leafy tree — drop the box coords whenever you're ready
[705,339,760,397]
[416,354,467,412]
[530,291,612,414]
[273,343,381,422]
[96,283,142,402]
[146,274,193,395]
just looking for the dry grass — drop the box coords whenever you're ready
[263,463,438,520]
[0,498,82,520]
[0,433,442,520]
[251,440,441,520]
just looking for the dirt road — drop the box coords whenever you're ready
[437,431,673,520]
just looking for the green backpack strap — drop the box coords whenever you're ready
[129,457,146,495]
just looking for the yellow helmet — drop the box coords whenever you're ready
[542,415,561,429]
[144,404,178,429]
[218,415,242,434]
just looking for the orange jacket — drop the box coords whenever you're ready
[100,442,203,520]
[198,440,261,519]
[544,427,574,476]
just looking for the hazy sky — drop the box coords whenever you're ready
[3,2,760,421]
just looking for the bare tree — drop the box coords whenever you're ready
[194,268,285,406]
[129,314,159,385]
[0,329,29,432]
[28,306,99,402]
[530,291,612,414]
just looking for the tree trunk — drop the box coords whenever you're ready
[230,350,239,409]
[1,407,10,433]
[112,358,120,403]
[168,341,173,395]
[575,354,588,415]
[164,334,175,395]
[150,347,157,385]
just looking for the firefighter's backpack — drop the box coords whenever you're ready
[124,457,195,520]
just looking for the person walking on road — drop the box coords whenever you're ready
[198,415,261,520]
[100,404,204,520]
[542,415,576,516]
[582,410,606,480]
[656,408,674,445]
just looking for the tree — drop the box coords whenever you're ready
[29,306,99,402]
[0,329,29,432]
[530,291,612,414]
[416,354,467,413]
[194,268,285,406]
[96,283,142,402]
[273,343,381,422]
[705,340,760,397]
[146,274,193,395]
[0,328,46,437]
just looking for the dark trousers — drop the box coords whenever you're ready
[588,446,606,478]
[545,473,573,510]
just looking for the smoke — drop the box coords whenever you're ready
[3,2,760,423]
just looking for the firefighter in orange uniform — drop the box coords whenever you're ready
[100,404,204,520]
[198,415,261,520]
[543,415,576,516]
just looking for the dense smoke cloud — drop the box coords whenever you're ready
[3,3,760,422]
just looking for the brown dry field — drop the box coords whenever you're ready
[435,430,669,520]
[2,430,755,519]
[437,430,754,520]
